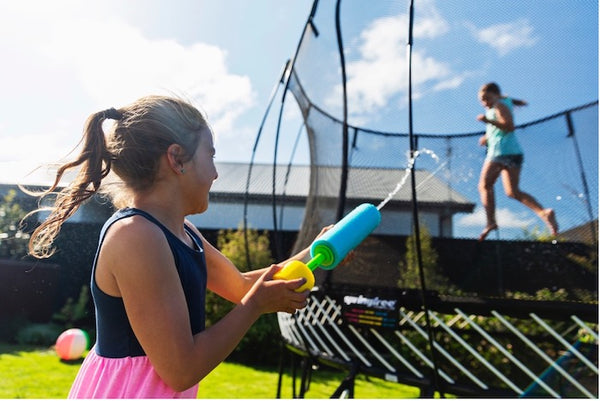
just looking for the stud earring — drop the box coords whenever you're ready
[180,168,185,174]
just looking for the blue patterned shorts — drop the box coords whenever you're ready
[490,154,523,168]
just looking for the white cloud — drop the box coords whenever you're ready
[412,0,450,39]
[0,5,256,180]
[325,3,461,124]
[468,18,538,56]
[432,75,467,92]
[43,18,255,132]
[457,206,536,228]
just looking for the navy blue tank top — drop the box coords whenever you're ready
[91,208,207,358]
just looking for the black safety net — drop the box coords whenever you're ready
[245,0,598,301]
[244,1,598,397]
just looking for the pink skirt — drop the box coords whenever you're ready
[69,348,199,399]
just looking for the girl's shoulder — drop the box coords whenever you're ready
[495,98,512,111]
[102,213,167,253]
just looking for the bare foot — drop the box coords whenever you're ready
[479,223,498,241]
[542,209,559,236]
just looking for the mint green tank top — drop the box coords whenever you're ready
[485,97,523,159]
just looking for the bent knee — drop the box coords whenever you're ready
[479,181,493,192]
[505,189,520,199]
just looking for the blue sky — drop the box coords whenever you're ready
[0,0,596,175]
[0,0,597,238]
[0,0,312,182]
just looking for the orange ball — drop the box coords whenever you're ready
[55,328,88,360]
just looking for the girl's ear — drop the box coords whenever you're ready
[166,143,186,173]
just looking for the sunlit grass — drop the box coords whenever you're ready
[0,343,422,398]
[199,361,420,399]
[0,345,81,399]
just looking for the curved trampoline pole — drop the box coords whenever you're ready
[406,0,444,396]
[243,60,290,268]
[322,0,350,289]
[334,0,349,222]
[278,121,305,229]
[271,0,320,262]
[566,111,598,247]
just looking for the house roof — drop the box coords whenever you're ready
[1,161,475,212]
[212,162,474,211]
[557,219,598,245]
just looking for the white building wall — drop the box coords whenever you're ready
[187,202,307,231]
[33,195,446,237]
[188,200,443,237]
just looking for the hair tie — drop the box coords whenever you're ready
[102,107,122,120]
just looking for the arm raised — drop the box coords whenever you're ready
[98,217,308,391]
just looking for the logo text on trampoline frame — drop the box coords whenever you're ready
[343,295,396,310]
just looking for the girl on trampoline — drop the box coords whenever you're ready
[476,82,558,241]
[27,95,320,398]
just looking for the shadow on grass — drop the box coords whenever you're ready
[0,342,47,356]
[1,342,87,365]
[59,356,85,365]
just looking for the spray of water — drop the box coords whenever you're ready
[376,148,441,211]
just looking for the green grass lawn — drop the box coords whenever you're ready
[0,343,421,398]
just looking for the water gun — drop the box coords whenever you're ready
[273,203,381,291]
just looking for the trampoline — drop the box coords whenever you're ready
[240,0,598,397]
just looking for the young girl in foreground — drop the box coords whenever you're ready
[476,82,558,240]
[28,95,320,398]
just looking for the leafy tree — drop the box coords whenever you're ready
[52,285,93,331]
[398,224,455,293]
[520,225,557,242]
[217,226,273,271]
[0,189,30,259]
[207,226,279,365]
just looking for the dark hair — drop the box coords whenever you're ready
[27,95,208,258]
[480,82,501,95]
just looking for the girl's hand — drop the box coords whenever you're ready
[478,135,487,147]
[339,250,355,266]
[476,114,487,123]
[315,224,335,239]
[242,264,309,315]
